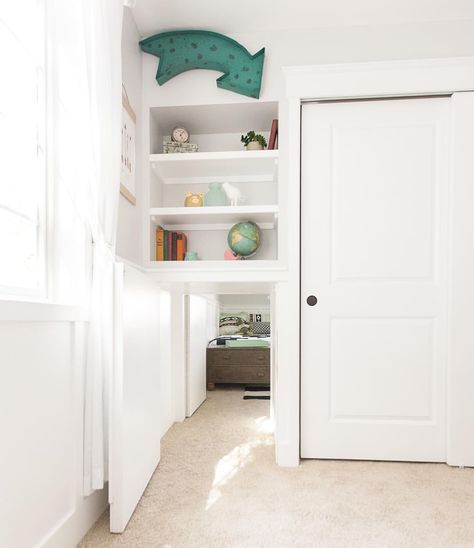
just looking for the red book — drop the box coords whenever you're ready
[268,119,278,150]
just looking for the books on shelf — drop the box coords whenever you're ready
[163,140,199,153]
[156,228,165,261]
[156,227,187,261]
[268,119,278,150]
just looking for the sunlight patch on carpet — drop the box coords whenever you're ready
[205,435,272,510]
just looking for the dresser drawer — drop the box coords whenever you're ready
[207,365,270,384]
[206,347,270,366]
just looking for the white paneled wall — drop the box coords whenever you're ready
[0,318,107,548]
[0,281,176,547]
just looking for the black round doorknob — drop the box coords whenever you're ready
[306,295,318,306]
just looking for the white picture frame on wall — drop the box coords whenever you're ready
[120,92,136,205]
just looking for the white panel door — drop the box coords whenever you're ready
[109,264,161,532]
[301,97,450,461]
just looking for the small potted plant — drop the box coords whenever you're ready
[241,131,267,151]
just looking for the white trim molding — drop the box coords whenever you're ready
[281,56,474,468]
[284,57,474,100]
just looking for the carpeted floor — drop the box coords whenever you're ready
[80,386,474,548]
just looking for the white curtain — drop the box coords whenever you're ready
[80,0,124,495]
[49,0,124,495]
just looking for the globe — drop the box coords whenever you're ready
[227,221,262,258]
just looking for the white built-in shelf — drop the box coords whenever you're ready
[150,150,278,185]
[150,205,278,231]
[148,260,283,271]
[150,102,278,136]
[145,260,287,284]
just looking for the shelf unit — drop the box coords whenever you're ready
[150,149,278,185]
[150,205,278,231]
[146,101,280,265]
[146,259,288,284]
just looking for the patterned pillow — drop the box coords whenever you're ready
[219,312,251,336]
[251,321,270,335]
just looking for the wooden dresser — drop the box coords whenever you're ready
[206,347,270,390]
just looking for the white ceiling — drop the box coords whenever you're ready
[130,0,474,37]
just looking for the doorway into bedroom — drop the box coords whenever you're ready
[185,292,273,418]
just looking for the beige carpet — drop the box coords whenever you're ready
[80,387,474,548]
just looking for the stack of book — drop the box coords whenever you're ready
[162,140,199,154]
[156,227,188,261]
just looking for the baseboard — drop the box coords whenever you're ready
[42,486,108,548]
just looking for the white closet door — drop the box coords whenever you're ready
[301,97,450,461]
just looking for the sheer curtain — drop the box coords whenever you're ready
[80,0,124,495]
[49,0,124,495]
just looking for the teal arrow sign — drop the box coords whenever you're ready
[139,30,265,99]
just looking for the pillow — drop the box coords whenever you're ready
[251,321,270,335]
[219,312,251,336]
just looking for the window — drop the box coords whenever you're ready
[0,1,47,298]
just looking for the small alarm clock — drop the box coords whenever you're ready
[172,126,190,144]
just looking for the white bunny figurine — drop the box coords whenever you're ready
[222,182,243,206]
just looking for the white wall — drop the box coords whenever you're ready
[219,294,271,322]
[117,8,144,264]
[142,19,474,107]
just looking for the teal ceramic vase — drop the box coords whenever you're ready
[185,251,199,261]
[204,182,227,206]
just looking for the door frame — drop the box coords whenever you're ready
[278,57,474,467]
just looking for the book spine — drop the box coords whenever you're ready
[156,228,164,261]
[163,230,169,260]
[168,231,173,261]
[177,233,184,261]
[183,233,188,257]
[172,232,178,261]
[268,119,278,150]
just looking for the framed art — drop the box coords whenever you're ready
[120,91,136,205]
